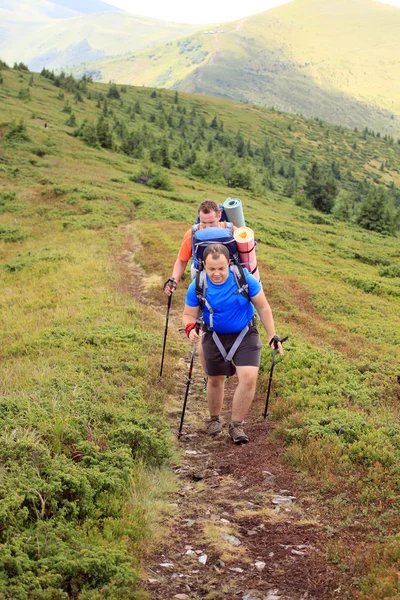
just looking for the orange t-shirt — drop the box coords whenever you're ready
[178,223,231,262]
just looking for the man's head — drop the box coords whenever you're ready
[203,244,230,284]
[198,200,221,228]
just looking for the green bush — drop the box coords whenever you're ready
[0,225,27,242]
[131,169,173,191]
[5,119,30,142]
[379,264,400,278]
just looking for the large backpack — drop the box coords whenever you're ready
[191,223,239,272]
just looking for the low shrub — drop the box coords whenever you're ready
[5,119,30,142]
[379,264,400,278]
[131,169,173,191]
[0,225,28,242]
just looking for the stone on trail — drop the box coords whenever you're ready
[160,562,174,567]
[198,554,208,565]
[243,593,263,600]
[265,590,282,600]
[254,561,266,571]
[271,495,293,505]
[174,595,190,600]
[221,533,241,546]
[184,519,196,527]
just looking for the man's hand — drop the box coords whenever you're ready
[163,276,177,296]
[269,334,285,356]
[185,322,201,342]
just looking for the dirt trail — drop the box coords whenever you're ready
[142,357,342,600]
[119,226,348,600]
[142,331,345,599]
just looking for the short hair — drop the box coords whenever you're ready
[198,200,220,215]
[203,244,230,264]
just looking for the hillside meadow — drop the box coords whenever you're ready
[0,64,399,598]
[67,0,400,137]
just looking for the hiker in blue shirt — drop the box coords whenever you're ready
[183,243,284,444]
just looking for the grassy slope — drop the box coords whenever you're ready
[69,0,400,137]
[0,69,400,598]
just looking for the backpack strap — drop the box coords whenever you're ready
[211,325,250,362]
[195,268,216,329]
[230,263,249,300]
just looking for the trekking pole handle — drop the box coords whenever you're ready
[269,334,288,349]
[163,276,177,295]
[185,321,202,340]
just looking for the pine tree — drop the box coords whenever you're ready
[304,162,338,213]
[356,186,396,234]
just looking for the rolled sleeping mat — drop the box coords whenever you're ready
[223,197,246,228]
[234,226,260,282]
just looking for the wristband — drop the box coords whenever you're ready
[185,322,196,338]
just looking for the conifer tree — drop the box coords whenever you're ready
[304,162,338,213]
[356,186,396,234]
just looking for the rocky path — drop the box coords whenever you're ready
[142,351,342,600]
[119,226,347,600]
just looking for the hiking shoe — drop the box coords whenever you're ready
[224,376,229,384]
[207,416,222,437]
[229,422,249,445]
[202,377,208,395]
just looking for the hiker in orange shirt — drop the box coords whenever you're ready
[164,199,234,377]
[163,200,233,296]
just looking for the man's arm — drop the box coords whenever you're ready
[164,257,188,296]
[172,257,188,283]
[251,290,284,356]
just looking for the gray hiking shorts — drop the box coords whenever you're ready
[202,325,262,377]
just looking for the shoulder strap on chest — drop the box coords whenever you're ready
[230,263,249,299]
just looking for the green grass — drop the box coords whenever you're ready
[0,66,399,598]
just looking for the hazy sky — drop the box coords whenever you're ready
[105,0,400,24]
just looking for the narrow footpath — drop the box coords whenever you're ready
[119,225,350,600]
[142,328,346,600]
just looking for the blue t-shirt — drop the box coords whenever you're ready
[186,269,262,334]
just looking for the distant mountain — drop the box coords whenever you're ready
[49,0,123,15]
[0,0,121,18]
[65,0,400,137]
[0,0,199,71]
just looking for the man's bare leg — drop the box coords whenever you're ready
[231,366,259,422]
[206,375,225,416]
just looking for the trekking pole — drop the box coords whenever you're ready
[178,324,200,439]
[159,293,172,378]
[263,335,288,419]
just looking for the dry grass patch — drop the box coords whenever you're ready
[201,521,249,563]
